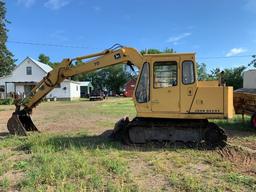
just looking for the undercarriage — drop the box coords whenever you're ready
[7,110,227,148]
[112,117,227,148]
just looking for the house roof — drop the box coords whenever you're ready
[63,79,81,84]
[29,57,53,73]
[79,81,93,86]
[244,69,256,73]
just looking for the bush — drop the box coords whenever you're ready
[0,98,14,105]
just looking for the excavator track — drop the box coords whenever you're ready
[113,117,227,148]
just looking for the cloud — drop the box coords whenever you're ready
[167,32,191,44]
[17,0,36,8]
[225,48,247,57]
[44,0,70,10]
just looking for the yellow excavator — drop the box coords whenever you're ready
[7,45,233,147]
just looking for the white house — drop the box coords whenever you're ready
[0,57,81,100]
[243,69,256,89]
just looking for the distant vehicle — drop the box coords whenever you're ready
[89,90,105,101]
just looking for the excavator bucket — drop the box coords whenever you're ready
[7,111,39,136]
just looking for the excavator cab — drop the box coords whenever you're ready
[134,53,233,120]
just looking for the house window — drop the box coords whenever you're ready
[154,61,177,88]
[0,85,5,92]
[26,67,32,75]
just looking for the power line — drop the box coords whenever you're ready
[7,40,88,49]
[7,40,255,59]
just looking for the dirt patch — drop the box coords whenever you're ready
[0,148,29,191]
[128,158,171,192]
[0,170,25,190]
[0,108,14,133]
[218,145,256,175]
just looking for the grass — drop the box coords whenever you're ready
[0,98,256,191]
[9,133,136,191]
[0,177,10,191]
[213,115,253,131]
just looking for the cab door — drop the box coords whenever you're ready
[151,57,180,112]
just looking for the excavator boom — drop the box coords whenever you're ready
[7,45,143,135]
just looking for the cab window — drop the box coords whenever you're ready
[154,61,177,88]
[182,61,195,85]
[135,63,150,103]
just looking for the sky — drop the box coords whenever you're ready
[5,0,256,71]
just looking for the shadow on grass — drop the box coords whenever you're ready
[27,130,221,152]
[0,132,10,139]
[46,130,125,150]
[6,118,256,153]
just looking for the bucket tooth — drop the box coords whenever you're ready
[7,111,39,136]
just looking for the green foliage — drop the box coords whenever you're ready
[38,53,59,68]
[140,48,175,55]
[102,158,126,175]
[224,172,256,190]
[0,1,15,77]
[0,177,10,191]
[104,65,130,94]
[197,63,208,80]
[209,67,221,80]
[14,160,29,170]
[223,66,246,89]
[0,98,14,105]
[169,173,209,192]
[248,55,256,68]
[38,54,51,65]
[199,64,246,89]
[73,64,130,94]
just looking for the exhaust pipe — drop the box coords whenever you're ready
[7,110,39,136]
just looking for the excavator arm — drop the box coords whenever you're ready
[7,46,143,135]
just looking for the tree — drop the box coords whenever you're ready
[140,48,175,55]
[140,48,161,55]
[223,66,246,89]
[163,48,175,53]
[197,63,208,80]
[209,68,221,80]
[104,65,129,94]
[0,1,15,77]
[38,54,59,68]
[248,55,256,68]
[74,64,129,94]
[38,54,51,65]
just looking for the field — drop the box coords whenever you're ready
[0,98,255,192]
